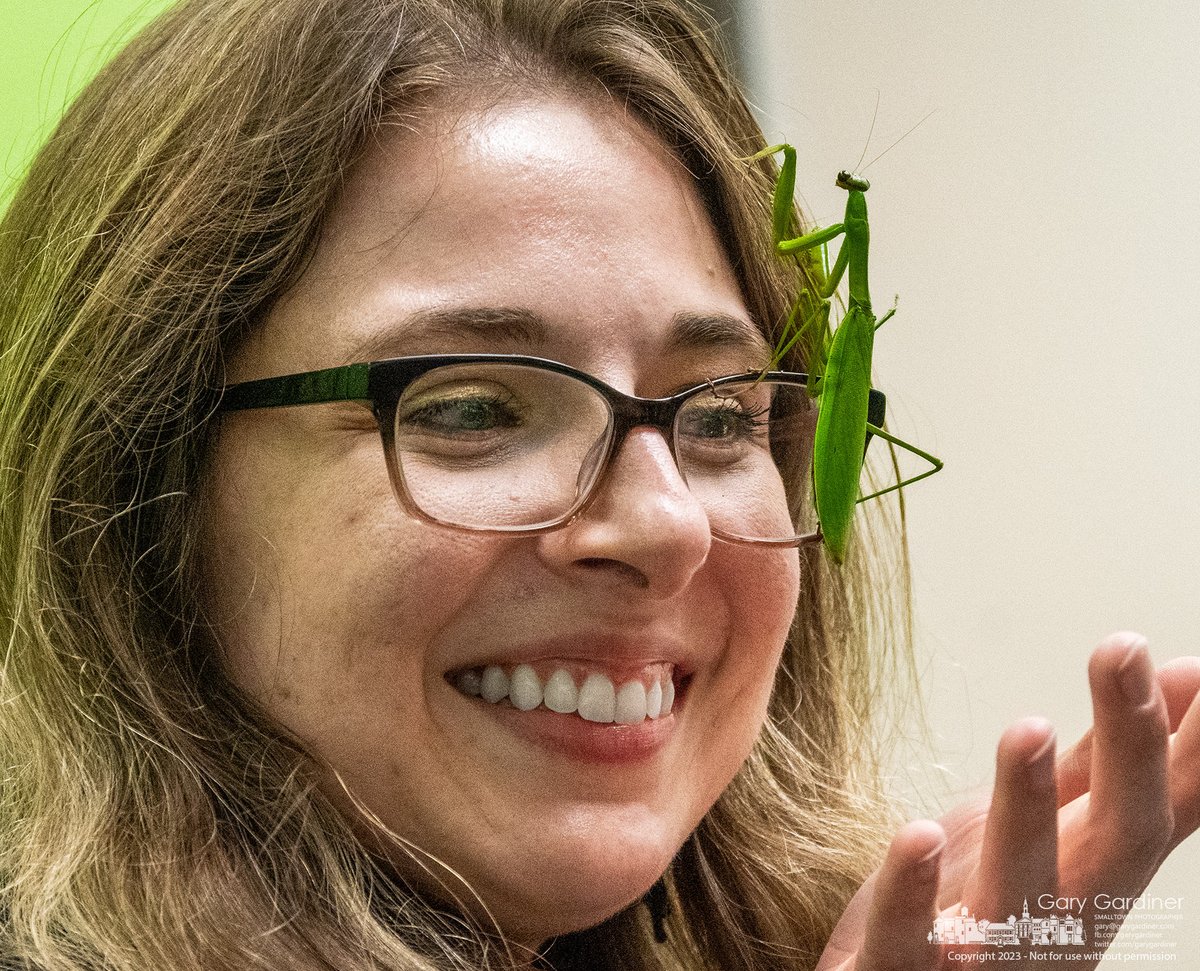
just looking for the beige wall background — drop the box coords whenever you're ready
[730,0,1200,962]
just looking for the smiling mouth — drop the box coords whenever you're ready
[444,661,692,725]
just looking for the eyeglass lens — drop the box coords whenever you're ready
[390,363,818,543]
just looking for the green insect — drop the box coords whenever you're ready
[751,143,943,563]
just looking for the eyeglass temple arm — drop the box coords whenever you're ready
[863,388,886,455]
[216,363,371,411]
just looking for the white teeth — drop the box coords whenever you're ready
[646,679,662,719]
[451,663,676,723]
[577,673,616,722]
[508,664,543,711]
[543,669,579,713]
[614,680,647,724]
[480,665,509,703]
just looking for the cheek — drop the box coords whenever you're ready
[696,545,800,759]
[197,430,500,716]
[725,544,801,656]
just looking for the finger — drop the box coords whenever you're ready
[1083,633,1173,880]
[1056,655,1200,806]
[1166,659,1200,851]
[1160,655,1200,717]
[1055,725,1093,807]
[856,820,945,971]
[963,717,1058,920]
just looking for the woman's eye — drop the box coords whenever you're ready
[683,404,769,442]
[402,393,521,434]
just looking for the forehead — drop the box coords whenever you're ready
[235,90,756,381]
[326,91,694,251]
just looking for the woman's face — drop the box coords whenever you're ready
[201,90,800,949]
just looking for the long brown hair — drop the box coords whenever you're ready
[0,1,917,967]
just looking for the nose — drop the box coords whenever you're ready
[536,426,712,599]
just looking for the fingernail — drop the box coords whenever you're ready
[916,837,947,870]
[1117,643,1153,705]
[1025,725,1056,769]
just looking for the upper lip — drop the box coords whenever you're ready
[443,632,701,682]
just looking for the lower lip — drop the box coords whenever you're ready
[452,679,689,765]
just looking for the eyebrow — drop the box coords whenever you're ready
[339,305,773,366]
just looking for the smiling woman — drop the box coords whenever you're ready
[7,1,1197,970]
[0,3,908,966]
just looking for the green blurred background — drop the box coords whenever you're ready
[1,0,178,213]
[0,0,735,214]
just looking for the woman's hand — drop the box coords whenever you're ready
[816,632,1200,971]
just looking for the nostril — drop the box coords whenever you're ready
[575,559,650,588]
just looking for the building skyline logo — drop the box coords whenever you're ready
[930,897,1087,947]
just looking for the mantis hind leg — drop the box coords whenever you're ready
[855,423,943,503]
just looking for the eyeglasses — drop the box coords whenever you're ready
[216,354,885,547]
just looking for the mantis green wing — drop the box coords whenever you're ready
[811,304,874,562]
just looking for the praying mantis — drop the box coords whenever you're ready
[751,144,943,563]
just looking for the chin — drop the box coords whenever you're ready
[456,839,678,943]
[487,874,661,945]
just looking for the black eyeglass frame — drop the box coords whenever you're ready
[216,353,886,547]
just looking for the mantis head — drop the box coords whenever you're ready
[835,171,870,192]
